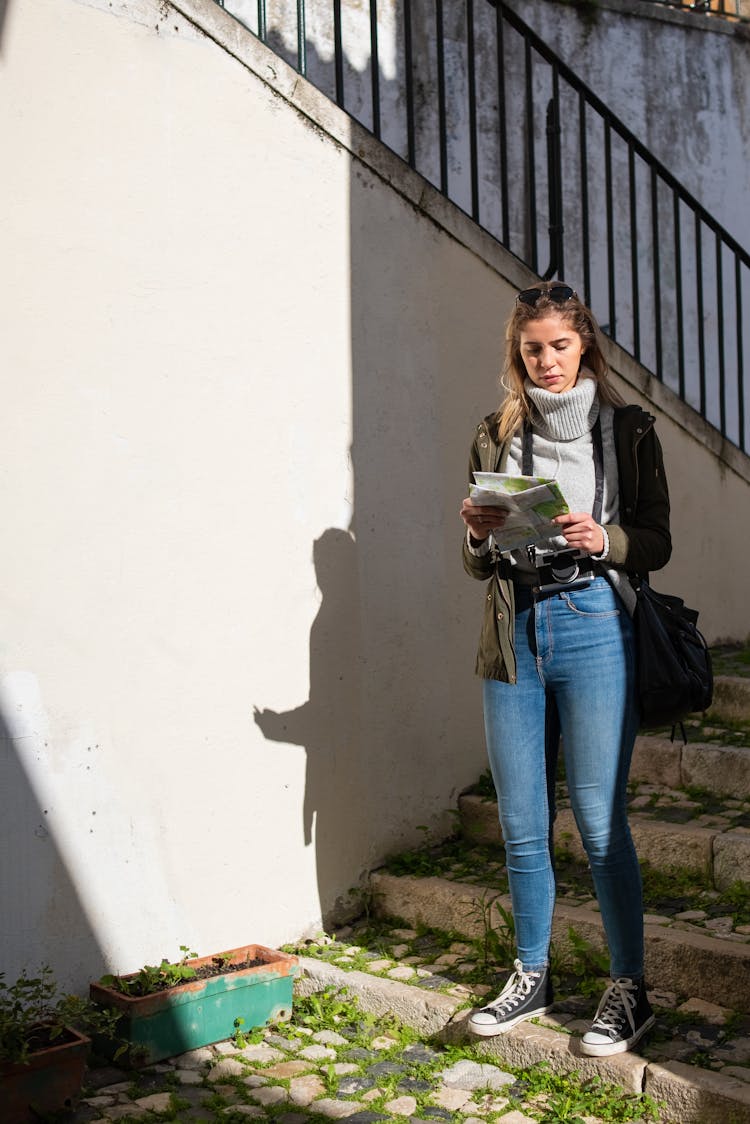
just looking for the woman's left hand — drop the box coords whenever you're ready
[553,512,605,555]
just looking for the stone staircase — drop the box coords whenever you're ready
[362,674,750,1123]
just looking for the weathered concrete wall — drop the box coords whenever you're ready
[1,0,749,991]
[509,0,750,249]
[235,0,750,248]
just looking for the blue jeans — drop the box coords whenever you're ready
[483,576,643,977]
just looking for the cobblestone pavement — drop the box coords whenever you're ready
[75,1031,541,1124]
[68,919,750,1123]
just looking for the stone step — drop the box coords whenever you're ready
[370,870,750,1013]
[298,925,750,1123]
[631,733,750,799]
[459,786,750,890]
[711,675,750,724]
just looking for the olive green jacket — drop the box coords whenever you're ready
[462,404,672,683]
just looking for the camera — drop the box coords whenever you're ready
[528,547,595,594]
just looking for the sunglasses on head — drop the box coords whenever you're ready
[516,283,577,307]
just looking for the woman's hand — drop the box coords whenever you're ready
[553,512,605,555]
[460,498,507,541]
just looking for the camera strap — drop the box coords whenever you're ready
[522,417,604,523]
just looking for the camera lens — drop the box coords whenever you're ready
[550,559,579,583]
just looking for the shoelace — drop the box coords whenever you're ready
[590,978,638,1036]
[486,959,541,1014]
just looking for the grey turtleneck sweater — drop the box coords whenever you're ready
[503,373,636,613]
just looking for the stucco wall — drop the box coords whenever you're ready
[1,0,749,990]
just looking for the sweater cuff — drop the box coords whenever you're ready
[466,529,492,557]
[591,525,610,562]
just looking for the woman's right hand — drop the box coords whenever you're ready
[460,498,507,541]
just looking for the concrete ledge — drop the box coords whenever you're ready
[460,794,719,880]
[458,793,502,845]
[641,920,750,1011]
[295,956,465,1035]
[475,1017,646,1095]
[632,733,750,799]
[682,742,750,799]
[556,809,718,881]
[629,819,715,878]
[371,871,750,1011]
[645,1059,750,1124]
[711,676,750,723]
[713,831,750,890]
[631,736,683,788]
[508,0,748,37]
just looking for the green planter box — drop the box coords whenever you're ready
[1,1026,89,1124]
[90,944,298,1066]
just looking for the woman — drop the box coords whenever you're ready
[460,281,671,1057]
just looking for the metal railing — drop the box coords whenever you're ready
[218,0,750,452]
[650,0,749,20]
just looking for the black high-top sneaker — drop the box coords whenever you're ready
[580,976,655,1056]
[468,959,553,1037]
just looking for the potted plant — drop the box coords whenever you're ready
[0,967,121,1124]
[90,942,299,1065]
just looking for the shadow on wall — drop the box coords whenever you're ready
[251,23,490,926]
[254,528,367,928]
[250,26,432,930]
[0,709,104,990]
[0,0,10,50]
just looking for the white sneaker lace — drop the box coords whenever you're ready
[590,978,638,1037]
[485,959,542,1015]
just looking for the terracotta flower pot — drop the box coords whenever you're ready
[90,943,298,1066]
[1,1025,89,1124]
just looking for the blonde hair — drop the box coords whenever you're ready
[495,283,626,444]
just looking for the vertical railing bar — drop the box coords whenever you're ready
[604,120,616,336]
[297,0,307,75]
[579,93,591,308]
[736,256,745,453]
[496,5,509,245]
[435,0,448,194]
[370,0,381,140]
[467,0,479,222]
[553,67,564,279]
[525,39,538,273]
[257,0,267,42]
[628,146,640,361]
[333,0,343,105]
[651,167,663,381]
[695,213,706,419]
[716,234,726,439]
[674,192,685,399]
[404,0,416,168]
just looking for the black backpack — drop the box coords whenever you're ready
[632,579,713,729]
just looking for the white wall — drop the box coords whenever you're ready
[1,0,749,991]
[0,0,500,990]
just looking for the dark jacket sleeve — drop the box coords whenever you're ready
[606,418,672,575]
[462,432,495,582]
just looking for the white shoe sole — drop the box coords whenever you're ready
[579,1014,656,1057]
[468,1004,554,1038]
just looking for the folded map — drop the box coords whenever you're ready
[469,472,570,552]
